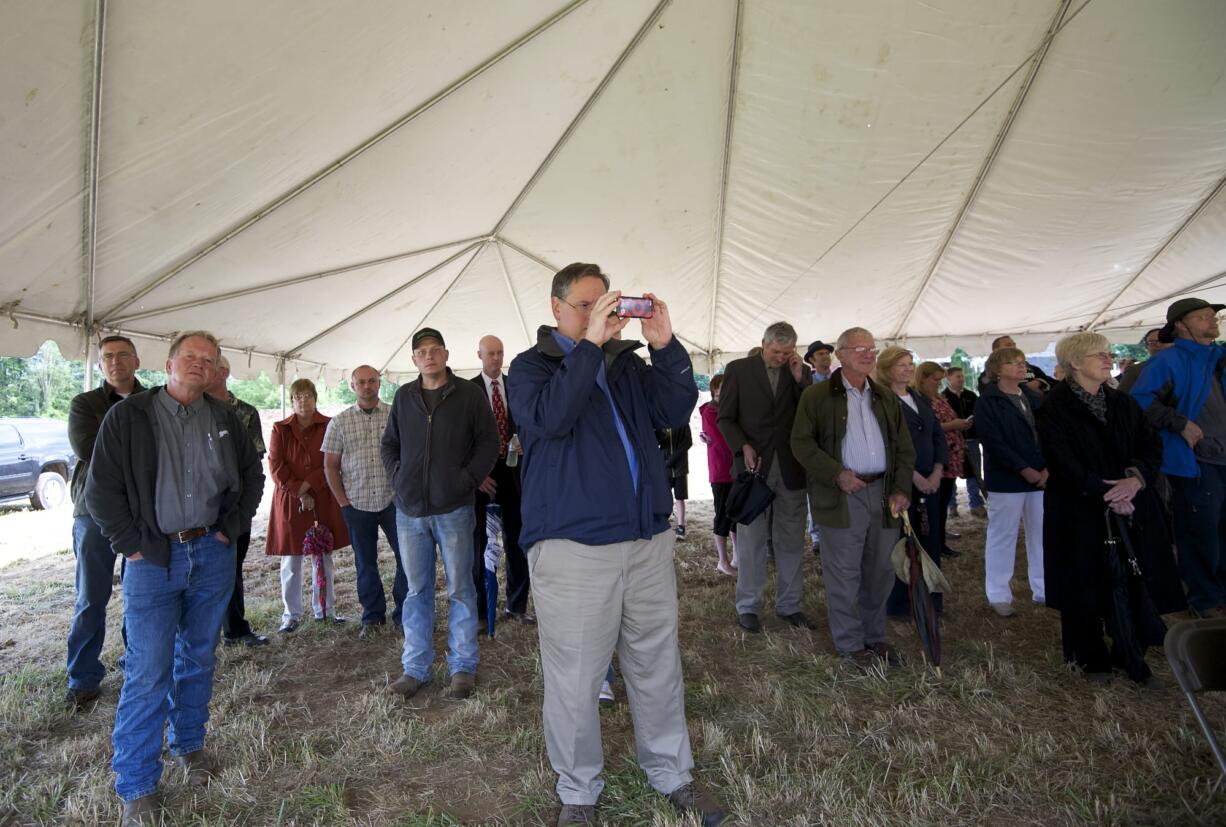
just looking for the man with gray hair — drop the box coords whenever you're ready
[718,321,814,633]
[205,354,270,648]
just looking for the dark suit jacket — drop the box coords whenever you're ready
[469,372,517,439]
[717,355,812,490]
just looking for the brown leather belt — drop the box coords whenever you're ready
[166,526,209,543]
[855,473,885,484]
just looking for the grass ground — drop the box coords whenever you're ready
[0,497,1223,826]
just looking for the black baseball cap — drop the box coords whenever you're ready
[805,340,834,361]
[411,327,445,350]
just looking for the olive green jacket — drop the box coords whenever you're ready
[790,369,915,529]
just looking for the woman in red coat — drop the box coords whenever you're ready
[699,375,737,575]
[266,378,350,632]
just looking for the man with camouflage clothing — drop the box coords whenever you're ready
[206,354,270,647]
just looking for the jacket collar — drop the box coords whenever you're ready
[981,380,1041,406]
[829,367,883,397]
[534,324,642,361]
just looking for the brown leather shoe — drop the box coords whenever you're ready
[64,686,101,709]
[667,782,728,826]
[389,673,424,698]
[174,750,216,786]
[868,641,904,668]
[449,671,476,699]
[121,793,160,826]
[557,803,596,825]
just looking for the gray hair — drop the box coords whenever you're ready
[1055,331,1111,374]
[216,354,230,372]
[835,327,874,350]
[762,322,798,346]
[168,330,220,360]
[551,262,609,300]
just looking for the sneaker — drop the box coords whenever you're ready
[174,750,216,786]
[121,793,160,827]
[277,618,299,634]
[314,615,348,624]
[989,602,1016,618]
[675,524,686,538]
[557,803,596,826]
[224,632,270,647]
[667,782,728,826]
[449,671,476,700]
[389,673,424,698]
[64,686,101,709]
[599,680,615,706]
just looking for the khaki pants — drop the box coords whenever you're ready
[735,459,808,616]
[818,481,898,655]
[529,530,694,805]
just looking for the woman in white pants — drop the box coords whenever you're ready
[974,347,1047,617]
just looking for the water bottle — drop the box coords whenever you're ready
[506,434,520,467]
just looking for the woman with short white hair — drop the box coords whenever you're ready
[1036,332,1184,687]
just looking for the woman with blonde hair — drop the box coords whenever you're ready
[266,378,351,632]
[1036,332,1183,686]
[877,347,949,617]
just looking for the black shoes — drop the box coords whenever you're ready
[737,613,762,633]
[668,782,728,826]
[223,632,269,647]
[65,686,101,709]
[777,612,817,630]
[504,610,537,626]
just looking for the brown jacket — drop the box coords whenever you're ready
[717,354,812,490]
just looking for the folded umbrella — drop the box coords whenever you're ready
[302,511,334,619]
[725,467,775,526]
[892,510,946,676]
[483,504,503,638]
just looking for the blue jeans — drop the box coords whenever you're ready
[1169,465,1226,613]
[67,514,120,691]
[112,534,235,801]
[342,503,407,626]
[396,506,479,680]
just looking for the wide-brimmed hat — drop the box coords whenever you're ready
[804,340,834,361]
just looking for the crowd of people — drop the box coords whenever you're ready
[57,278,1226,825]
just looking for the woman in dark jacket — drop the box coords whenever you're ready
[1037,333,1185,688]
[877,347,949,615]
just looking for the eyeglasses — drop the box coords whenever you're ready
[560,298,597,315]
[837,346,877,356]
[100,351,135,362]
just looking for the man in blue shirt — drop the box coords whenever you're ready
[1131,297,1226,617]
[509,263,726,826]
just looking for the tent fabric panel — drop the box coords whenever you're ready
[499,0,737,356]
[0,0,89,315]
[711,0,1058,354]
[905,0,1226,340]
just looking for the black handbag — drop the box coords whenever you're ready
[725,468,775,525]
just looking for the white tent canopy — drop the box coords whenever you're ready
[3,0,1225,382]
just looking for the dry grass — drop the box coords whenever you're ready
[1,498,1224,826]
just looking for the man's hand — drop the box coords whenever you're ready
[742,444,759,472]
[888,492,911,515]
[214,531,230,545]
[639,292,674,350]
[837,469,866,494]
[1102,477,1143,504]
[583,291,630,347]
[787,351,805,385]
[1109,499,1136,516]
[128,551,144,562]
[927,469,943,493]
[479,477,498,497]
[1021,467,1043,487]
[1183,420,1205,449]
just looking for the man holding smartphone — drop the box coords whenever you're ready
[509,262,726,826]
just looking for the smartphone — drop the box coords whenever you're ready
[616,296,654,318]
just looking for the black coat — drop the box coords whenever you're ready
[900,390,948,476]
[1035,381,1185,614]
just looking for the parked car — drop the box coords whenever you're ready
[0,417,76,510]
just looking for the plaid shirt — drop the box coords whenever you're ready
[321,401,393,511]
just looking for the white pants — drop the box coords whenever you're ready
[280,553,337,621]
[984,490,1045,604]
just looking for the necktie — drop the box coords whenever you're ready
[491,379,510,455]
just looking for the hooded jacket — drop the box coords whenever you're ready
[1129,336,1226,478]
[83,386,265,567]
[508,326,697,548]
[380,368,500,518]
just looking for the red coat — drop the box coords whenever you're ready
[700,401,733,484]
[265,412,350,556]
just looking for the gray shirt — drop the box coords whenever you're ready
[841,375,887,475]
[150,389,228,534]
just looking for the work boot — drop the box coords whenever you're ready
[557,803,595,825]
[64,686,101,709]
[174,750,216,786]
[120,793,160,826]
[389,673,424,698]
[449,672,476,700]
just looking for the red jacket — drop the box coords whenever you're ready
[700,401,733,484]
[265,412,350,556]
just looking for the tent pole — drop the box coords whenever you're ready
[1088,171,1226,329]
[497,237,558,274]
[890,0,1071,340]
[283,241,483,357]
[83,0,107,343]
[98,0,592,323]
[379,241,490,374]
[489,0,672,236]
[84,338,95,392]
[493,240,533,348]
[279,360,286,418]
[705,0,744,354]
[108,235,484,326]
[1096,268,1226,330]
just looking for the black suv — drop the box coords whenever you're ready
[0,417,76,510]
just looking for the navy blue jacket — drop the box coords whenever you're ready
[508,327,698,548]
[975,382,1045,493]
[900,390,949,476]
